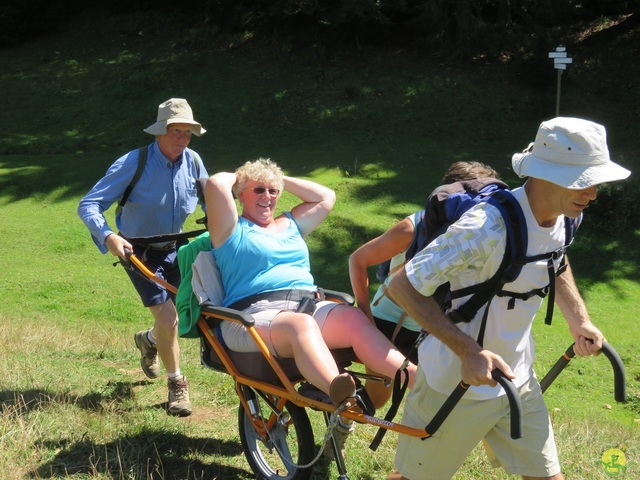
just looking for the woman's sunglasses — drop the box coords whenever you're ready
[251,187,279,196]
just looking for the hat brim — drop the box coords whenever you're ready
[512,152,630,189]
[143,118,206,137]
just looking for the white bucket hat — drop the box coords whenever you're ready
[143,98,206,136]
[512,117,630,189]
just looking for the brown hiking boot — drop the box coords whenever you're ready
[167,375,192,417]
[324,420,356,461]
[134,329,160,379]
[329,373,356,406]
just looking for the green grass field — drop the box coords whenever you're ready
[1,7,639,480]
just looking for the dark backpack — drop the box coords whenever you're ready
[376,178,579,327]
[375,179,508,283]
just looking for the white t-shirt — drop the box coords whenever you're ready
[406,187,567,400]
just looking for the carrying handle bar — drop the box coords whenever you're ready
[119,249,177,294]
[539,341,626,402]
[424,368,522,440]
[493,369,522,439]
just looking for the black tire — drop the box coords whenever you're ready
[238,393,315,480]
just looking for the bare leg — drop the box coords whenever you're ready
[267,311,342,395]
[149,300,180,374]
[364,366,393,409]
[321,305,416,388]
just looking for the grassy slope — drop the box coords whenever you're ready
[1,6,638,480]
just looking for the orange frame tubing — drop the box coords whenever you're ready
[128,253,178,294]
[198,314,428,439]
[129,252,429,440]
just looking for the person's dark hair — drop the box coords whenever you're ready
[440,161,500,185]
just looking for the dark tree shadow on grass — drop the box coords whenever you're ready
[0,385,249,478]
[0,154,116,206]
[0,381,151,414]
[2,385,335,480]
[31,431,249,479]
[31,430,335,479]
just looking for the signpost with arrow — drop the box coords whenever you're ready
[549,45,573,116]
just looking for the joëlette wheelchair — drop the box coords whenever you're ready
[120,236,626,480]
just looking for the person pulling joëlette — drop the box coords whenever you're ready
[77,98,208,416]
[386,117,630,480]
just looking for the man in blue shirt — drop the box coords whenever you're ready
[78,98,208,416]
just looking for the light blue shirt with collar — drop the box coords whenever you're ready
[77,141,208,253]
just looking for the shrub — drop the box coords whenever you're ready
[587,180,640,232]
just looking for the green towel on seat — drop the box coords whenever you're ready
[176,232,212,338]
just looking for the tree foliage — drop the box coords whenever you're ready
[1,0,638,58]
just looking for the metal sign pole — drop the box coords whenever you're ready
[549,46,572,116]
[556,69,562,116]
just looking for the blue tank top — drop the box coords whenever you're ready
[213,212,316,307]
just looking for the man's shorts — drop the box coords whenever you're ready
[124,243,183,307]
[219,299,339,355]
[394,368,561,479]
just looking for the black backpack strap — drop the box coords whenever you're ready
[454,214,579,326]
[369,361,410,451]
[116,146,148,215]
[556,215,579,276]
[370,330,428,451]
[521,215,578,326]
[447,190,527,324]
[117,146,204,214]
[404,210,426,261]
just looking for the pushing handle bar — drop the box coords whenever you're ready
[539,341,626,402]
[424,368,521,440]
[492,369,522,440]
[423,381,468,438]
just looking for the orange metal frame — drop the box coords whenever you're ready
[128,252,429,439]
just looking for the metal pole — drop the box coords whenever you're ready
[556,69,562,116]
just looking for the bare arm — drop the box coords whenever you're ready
[286,176,336,237]
[387,269,514,386]
[555,257,604,356]
[204,172,239,248]
[348,217,415,319]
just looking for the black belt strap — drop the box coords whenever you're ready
[124,229,207,245]
[369,364,409,451]
[228,289,324,311]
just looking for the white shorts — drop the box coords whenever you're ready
[219,299,339,355]
[394,368,561,479]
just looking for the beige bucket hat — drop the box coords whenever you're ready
[143,98,206,136]
[512,117,630,189]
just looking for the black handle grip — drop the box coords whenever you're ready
[424,368,522,440]
[539,341,626,402]
[114,247,134,269]
[600,342,627,403]
[492,369,522,439]
[539,344,575,394]
[423,381,469,437]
